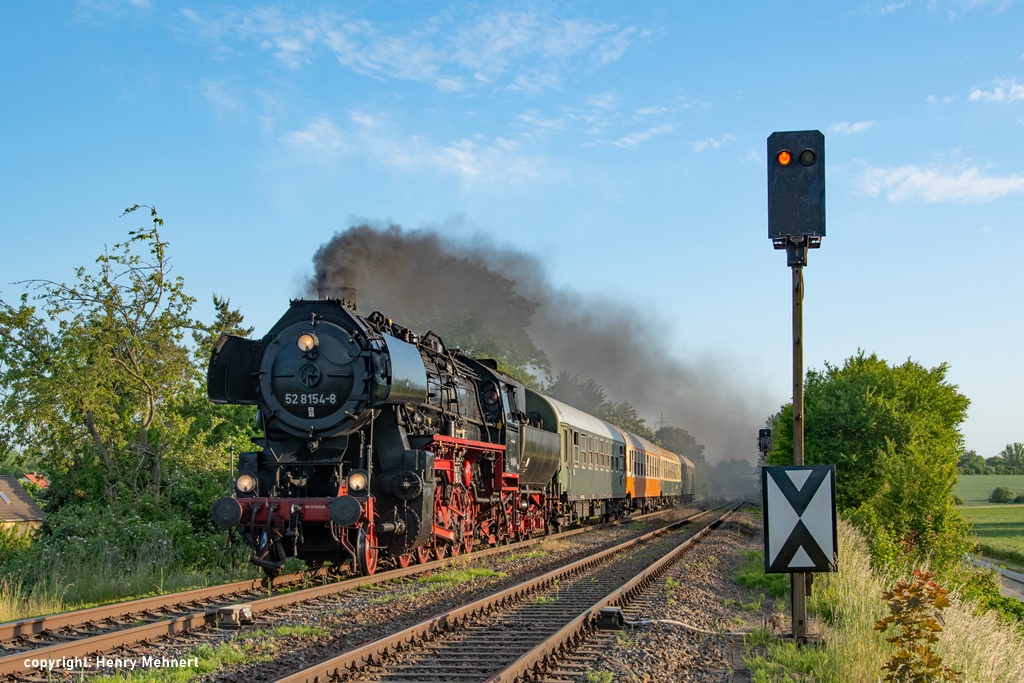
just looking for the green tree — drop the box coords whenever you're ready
[654,425,706,467]
[957,450,988,474]
[985,455,1007,472]
[989,486,1014,504]
[713,458,759,498]
[544,371,608,414]
[766,351,971,568]
[998,442,1024,473]
[193,294,253,357]
[543,372,654,439]
[0,446,32,476]
[0,206,213,501]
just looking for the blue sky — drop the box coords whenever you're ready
[1,1,1022,462]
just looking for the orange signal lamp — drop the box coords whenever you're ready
[776,150,793,166]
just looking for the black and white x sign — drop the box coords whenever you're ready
[762,465,837,574]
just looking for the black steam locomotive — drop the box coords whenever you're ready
[210,297,693,576]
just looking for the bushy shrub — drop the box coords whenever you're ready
[1,496,250,613]
[989,487,1014,504]
[1014,494,1024,504]
[875,569,961,682]
[0,524,34,556]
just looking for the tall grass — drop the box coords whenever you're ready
[794,520,1024,682]
[0,576,69,623]
[940,592,1024,682]
[0,536,253,622]
[805,521,892,681]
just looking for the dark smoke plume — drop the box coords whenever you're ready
[308,223,768,463]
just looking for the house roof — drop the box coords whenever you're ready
[0,475,45,522]
[21,472,49,488]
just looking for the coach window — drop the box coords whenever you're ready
[573,432,580,467]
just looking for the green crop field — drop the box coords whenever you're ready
[955,474,1024,505]
[960,504,1024,573]
[956,476,1024,571]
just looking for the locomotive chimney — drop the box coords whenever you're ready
[318,287,357,308]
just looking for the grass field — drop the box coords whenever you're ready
[960,504,1024,572]
[955,474,1024,505]
[956,476,1024,572]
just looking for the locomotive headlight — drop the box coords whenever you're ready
[347,470,368,492]
[297,333,319,353]
[235,473,258,495]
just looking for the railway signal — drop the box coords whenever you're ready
[768,130,824,267]
[764,129,832,644]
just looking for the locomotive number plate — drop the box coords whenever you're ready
[284,393,338,406]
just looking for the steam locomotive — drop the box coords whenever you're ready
[209,297,694,576]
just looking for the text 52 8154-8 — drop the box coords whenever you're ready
[284,393,338,406]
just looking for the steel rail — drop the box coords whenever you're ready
[487,501,746,682]
[0,506,691,680]
[0,504,673,646]
[268,504,731,683]
[0,574,288,643]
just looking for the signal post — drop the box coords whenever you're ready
[765,130,833,643]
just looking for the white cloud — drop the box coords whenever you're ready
[926,95,956,104]
[828,120,878,135]
[182,7,635,96]
[73,0,152,23]
[281,115,347,151]
[875,0,911,15]
[614,124,675,149]
[349,110,384,128]
[857,163,1024,203]
[969,77,1024,103]
[199,79,242,114]
[635,105,669,117]
[516,110,566,135]
[586,93,618,110]
[692,133,736,153]
[281,115,545,184]
[740,149,761,165]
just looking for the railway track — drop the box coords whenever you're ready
[267,502,742,683]
[0,507,688,681]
